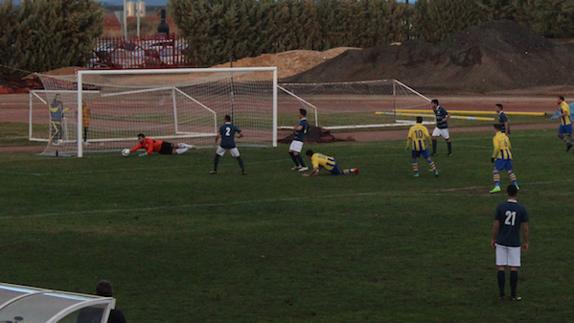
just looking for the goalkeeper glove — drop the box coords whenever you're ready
[491,157,495,163]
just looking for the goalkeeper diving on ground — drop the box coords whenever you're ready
[123,133,194,157]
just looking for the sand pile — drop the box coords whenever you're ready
[288,20,574,92]
[212,48,357,79]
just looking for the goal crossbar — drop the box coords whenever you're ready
[76,67,278,157]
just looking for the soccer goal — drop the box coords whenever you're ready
[278,79,431,130]
[35,67,278,157]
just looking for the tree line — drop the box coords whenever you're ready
[0,0,103,81]
[1,0,573,79]
[170,0,574,66]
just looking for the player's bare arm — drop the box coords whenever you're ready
[303,168,320,177]
[491,220,500,248]
[521,222,529,251]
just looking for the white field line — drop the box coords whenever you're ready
[3,179,573,221]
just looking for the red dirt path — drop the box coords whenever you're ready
[0,91,567,153]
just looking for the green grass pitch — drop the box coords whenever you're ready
[0,129,573,322]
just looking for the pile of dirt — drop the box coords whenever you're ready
[279,126,355,144]
[288,20,574,92]
[212,47,356,79]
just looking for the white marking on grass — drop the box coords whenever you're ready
[3,191,390,220]
[5,178,572,221]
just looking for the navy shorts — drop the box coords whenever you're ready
[559,124,573,135]
[329,164,343,175]
[412,149,430,159]
[494,159,513,172]
[159,142,174,155]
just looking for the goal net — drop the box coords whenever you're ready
[35,67,278,157]
[278,79,431,130]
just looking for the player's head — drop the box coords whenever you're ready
[305,149,314,157]
[95,280,113,297]
[299,108,307,118]
[137,133,145,143]
[416,116,423,124]
[493,124,503,132]
[558,95,565,103]
[224,114,231,122]
[507,184,518,198]
[431,99,439,109]
[496,103,503,112]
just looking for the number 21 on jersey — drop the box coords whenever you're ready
[504,211,516,226]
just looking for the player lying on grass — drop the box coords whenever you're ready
[210,115,246,175]
[406,117,439,177]
[490,124,518,193]
[302,149,359,177]
[126,133,193,156]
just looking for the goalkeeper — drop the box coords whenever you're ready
[128,133,193,156]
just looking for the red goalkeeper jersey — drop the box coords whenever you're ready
[130,138,163,155]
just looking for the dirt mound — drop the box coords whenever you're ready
[279,126,355,144]
[288,20,574,92]
[212,48,357,79]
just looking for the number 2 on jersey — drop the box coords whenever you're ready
[225,127,231,136]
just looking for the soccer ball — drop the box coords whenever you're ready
[121,148,130,157]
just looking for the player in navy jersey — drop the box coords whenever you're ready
[496,104,510,135]
[490,185,529,301]
[431,99,452,156]
[210,115,245,175]
[289,108,310,172]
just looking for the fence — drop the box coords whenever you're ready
[88,34,190,69]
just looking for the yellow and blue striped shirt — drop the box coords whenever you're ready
[492,131,512,160]
[407,124,431,151]
[559,101,571,126]
[311,153,337,171]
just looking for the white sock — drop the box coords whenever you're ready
[176,147,189,155]
[179,143,193,149]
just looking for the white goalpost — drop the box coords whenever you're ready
[31,70,430,156]
[34,67,278,157]
[278,79,431,131]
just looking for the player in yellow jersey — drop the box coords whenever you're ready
[491,124,518,193]
[556,96,573,152]
[406,117,438,177]
[302,150,359,177]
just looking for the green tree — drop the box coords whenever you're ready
[0,0,103,81]
[413,0,483,42]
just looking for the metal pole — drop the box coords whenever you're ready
[77,72,83,158]
[272,68,278,147]
[229,54,235,123]
[393,80,397,123]
[123,0,128,40]
[28,92,33,141]
[136,0,142,38]
[172,88,179,134]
